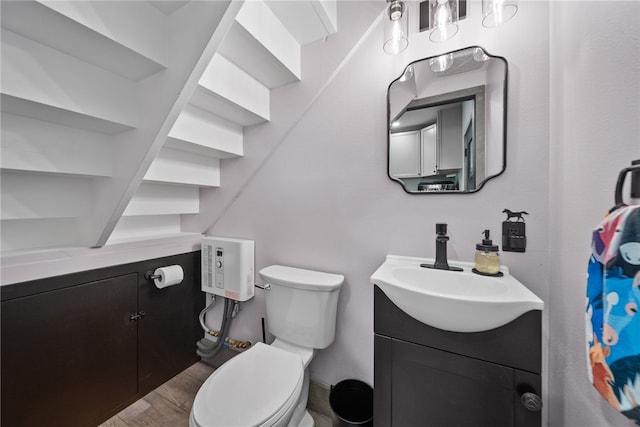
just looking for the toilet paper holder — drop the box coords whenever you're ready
[145,271,162,281]
[145,265,184,289]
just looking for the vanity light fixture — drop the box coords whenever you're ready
[383,0,409,55]
[383,0,519,54]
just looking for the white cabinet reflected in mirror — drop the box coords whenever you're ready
[388,46,507,193]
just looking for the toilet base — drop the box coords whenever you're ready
[298,411,314,427]
[287,369,312,427]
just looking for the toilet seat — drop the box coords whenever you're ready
[192,342,304,427]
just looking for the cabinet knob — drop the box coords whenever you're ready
[520,392,542,412]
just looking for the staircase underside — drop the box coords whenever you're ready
[0,0,338,284]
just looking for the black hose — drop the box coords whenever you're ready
[196,297,235,360]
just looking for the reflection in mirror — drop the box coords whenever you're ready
[387,46,507,193]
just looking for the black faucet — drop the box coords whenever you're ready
[421,223,463,272]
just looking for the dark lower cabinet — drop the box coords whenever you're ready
[2,274,138,427]
[374,286,542,427]
[138,259,203,392]
[1,251,203,427]
[392,338,515,426]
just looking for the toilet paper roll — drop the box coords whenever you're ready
[153,265,184,289]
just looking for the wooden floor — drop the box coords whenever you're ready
[99,362,332,427]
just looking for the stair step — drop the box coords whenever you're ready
[218,0,300,89]
[1,113,113,177]
[164,136,241,160]
[144,147,221,187]
[1,217,92,252]
[265,0,338,44]
[1,95,135,135]
[191,53,270,126]
[0,0,336,254]
[1,171,93,220]
[90,0,241,248]
[1,29,138,130]
[123,183,199,216]
[108,215,182,243]
[1,0,167,81]
[169,103,243,159]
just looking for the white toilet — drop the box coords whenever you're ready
[190,265,344,427]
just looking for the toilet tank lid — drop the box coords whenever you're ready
[259,265,344,291]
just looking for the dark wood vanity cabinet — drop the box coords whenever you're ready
[374,286,542,427]
[1,252,204,427]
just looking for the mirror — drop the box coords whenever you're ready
[387,46,507,193]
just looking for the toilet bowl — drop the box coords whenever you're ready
[190,342,310,427]
[190,265,344,427]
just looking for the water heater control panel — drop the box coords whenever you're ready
[214,247,224,289]
[202,237,254,301]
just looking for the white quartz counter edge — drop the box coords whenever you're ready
[1,233,204,285]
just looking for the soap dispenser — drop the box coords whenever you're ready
[473,230,503,276]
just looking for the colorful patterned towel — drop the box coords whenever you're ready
[587,205,640,423]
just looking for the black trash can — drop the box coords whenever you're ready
[329,379,373,427]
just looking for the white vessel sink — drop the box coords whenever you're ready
[370,255,543,333]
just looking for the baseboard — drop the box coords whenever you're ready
[198,347,239,369]
[308,380,332,418]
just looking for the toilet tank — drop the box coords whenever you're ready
[259,265,344,349]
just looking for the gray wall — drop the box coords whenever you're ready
[184,1,639,425]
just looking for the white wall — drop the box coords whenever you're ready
[549,1,640,426]
[188,0,551,387]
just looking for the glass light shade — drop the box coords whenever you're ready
[429,53,453,72]
[429,0,459,43]
[482,0,518,27]
[383,1,408,55]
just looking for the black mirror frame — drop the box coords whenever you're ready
[386,46,508,194]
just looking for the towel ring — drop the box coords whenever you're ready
[614,162,640,206]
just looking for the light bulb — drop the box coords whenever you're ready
[389,1,404,20]
[435,0,452,28]
[429,0,459,43]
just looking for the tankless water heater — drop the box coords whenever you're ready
[201,237,254,301]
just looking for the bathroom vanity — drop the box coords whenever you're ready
[373,286,542,427]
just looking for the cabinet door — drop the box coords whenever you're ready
[138,254,203,393]
[1,274,138,427]
[438,106,464,170]
[420,125,437,176]
[391,339,515,427]
[374,335,393,427]
[389,131,421,177]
